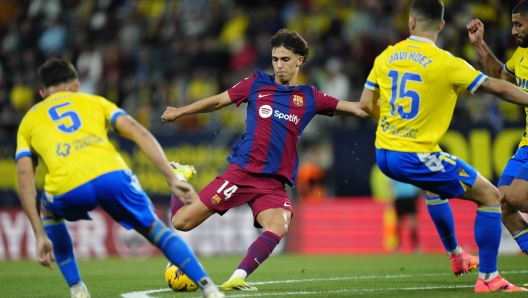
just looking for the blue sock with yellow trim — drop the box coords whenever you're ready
[425,194,458,251]
[513,226,528,254]
[43,217,81,286]
[475,207,501,273]
[145,219,215,294]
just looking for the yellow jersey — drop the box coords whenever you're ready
[16,91,129,195]
[365,36,486,152]
[504,46,528,148]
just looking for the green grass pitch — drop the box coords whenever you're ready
[1,254,527,297]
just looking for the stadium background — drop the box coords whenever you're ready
[0,0,526,259]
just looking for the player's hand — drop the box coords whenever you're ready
[161,107,181,122]
[467,19,484,44]
[36,236,55,269]
[170,180,197,204]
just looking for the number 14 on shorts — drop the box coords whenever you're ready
[217,181,238,200]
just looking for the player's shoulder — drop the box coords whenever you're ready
[511,46,528,59]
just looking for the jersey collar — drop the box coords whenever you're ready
[408,35,437,47]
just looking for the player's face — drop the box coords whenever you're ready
[271,46,303,85]
[512,13,528,48]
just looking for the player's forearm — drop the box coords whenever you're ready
[180,95,226,116]
[334,101,371,118]
[482,77,528,107]
[132,127,177,183]
[471,41,504,78]
[18,177,46,238]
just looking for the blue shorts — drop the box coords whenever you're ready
[498,146,528,187]
[41,170,156,229]
[376,149,478,198]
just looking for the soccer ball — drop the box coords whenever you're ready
[164,262,198,292]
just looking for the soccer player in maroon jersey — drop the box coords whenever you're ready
[161,29,367,291]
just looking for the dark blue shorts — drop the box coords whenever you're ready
[498,146,528,187]
[41,170,156,229]
[376,149,478,198]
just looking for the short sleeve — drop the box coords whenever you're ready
[504,47,521,76]
[447,57,487,94]
[313,87,339,116]
[94,96,127,130]
[227,72,258,106]
[15,115,33,161]
[364,56,380,92]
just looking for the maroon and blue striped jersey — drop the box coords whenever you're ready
[227,70,339,186]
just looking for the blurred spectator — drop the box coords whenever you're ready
[389,178,421,254]
[0,0,524,137]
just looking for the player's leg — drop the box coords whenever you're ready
[135,219,222,297]
[377,149,474,272]
[96,170,223,298]
[500,185,528,254]
[40,185,97,298]
[394,199,404,252]
[407,198,419,252]
[461,174,527,292]
[221,175,292,291]
[423,191,478,273]
[171,197,214,231]
[424,191,458,252]
[497,149,528,254]
[221,207,291,291]
[497,146,528,253]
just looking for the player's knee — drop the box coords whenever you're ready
[171,216,192,232]
[267,224,288,238]
[477,183,500,206]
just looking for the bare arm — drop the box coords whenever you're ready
[479,77,528,106]
[114,115,196,202]
[161,91,233,122]
[17,156,55,269]
[334,101,371,118]
[357,88,380,121]
[467,19,516,83]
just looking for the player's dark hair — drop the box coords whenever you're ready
[513,0,528,19]
[410,0,444,31]
[37,59,78,88]
[269,29,310,66]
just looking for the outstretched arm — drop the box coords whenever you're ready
[479,77,528,106]
[115,115,197,202]
[161,91,233,122]
[334,101,371,118]
[17,156,55,269]
[467,19,515,83]
[357,88,380,121]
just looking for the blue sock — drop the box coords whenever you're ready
[474,207,501,273]
[425,194,458,251]
[146,219,210,287]
[513,226,528,254]
[43,217,81,286]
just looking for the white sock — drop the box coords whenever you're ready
[198,277,218,296]
[227,269,248,282]
[447,245,462,255]
[479,271,499,281]
[70,281,88,295]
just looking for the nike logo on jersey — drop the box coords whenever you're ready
[284,202,291,207]
[258,94,272,98]
[254,258,261,265]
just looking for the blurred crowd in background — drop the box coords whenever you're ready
[0,0,524,140]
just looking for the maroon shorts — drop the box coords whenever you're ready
[199,163,292,228]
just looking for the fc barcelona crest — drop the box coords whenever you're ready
[293,95,304,106]
[211,194,222,205]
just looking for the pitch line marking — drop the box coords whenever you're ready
[120,269,528,298]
